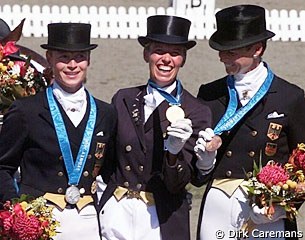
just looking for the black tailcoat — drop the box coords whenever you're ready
[98,84,211,240]
[196,74,305,239]
[0,90,117,202]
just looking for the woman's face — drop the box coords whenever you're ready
[47,50,90,93]
[218,43,263,75]
[144,42,186,87]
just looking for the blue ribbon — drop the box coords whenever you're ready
[214,64,274,135]
[46,87,96,186]
[148,79,182,105]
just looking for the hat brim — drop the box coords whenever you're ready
[40,44,97,51]
[209,30,275,51]
[138,36,196,50]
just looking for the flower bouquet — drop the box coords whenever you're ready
[0,41,48,113]
[246,143,305,221]
[0,194,59,240]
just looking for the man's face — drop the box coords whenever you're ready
[218,43,262,75]
[144,42,186,87]
[47,50,90,93]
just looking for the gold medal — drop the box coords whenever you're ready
[166,105,185,123]
[206,135,222,152]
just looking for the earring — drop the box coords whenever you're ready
[253,54,258,59]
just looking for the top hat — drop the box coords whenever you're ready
[41,23,97,51]
[138,15,196,49]
[209,5,275,51]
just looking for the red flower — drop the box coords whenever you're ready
[289,144,305,170]
[0,41,19,58]
[257,161,289,186]
[11,214,43,240]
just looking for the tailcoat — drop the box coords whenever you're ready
[0,89,117,202]
[98,84,211,240]
[196,74,305,239]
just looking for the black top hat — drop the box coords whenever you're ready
[41,23,97,51]
[209,5,275,51]
[138,15,196,49]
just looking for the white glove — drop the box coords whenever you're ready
[194,128,216,171]
[164,118,193,155]
[250,203,286,224]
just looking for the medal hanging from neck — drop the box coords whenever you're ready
[148,79,184,123]
[207,64,274,151]
[46,87,97,205]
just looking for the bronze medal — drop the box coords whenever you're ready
[205,135,222,152]
[267,122,282,141]
[65,185,81,204]
[166,105,185,123]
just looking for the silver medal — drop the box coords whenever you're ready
[65,185,81,204]
[166,105,185,123]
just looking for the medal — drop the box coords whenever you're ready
[166,105,185,123]
[65,185,81,204]
[206,135,222,152]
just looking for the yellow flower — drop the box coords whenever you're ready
[20,201,28,209]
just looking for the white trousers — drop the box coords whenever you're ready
[52,204,100,240]
[99,196,162,240]
[199,187,285,240]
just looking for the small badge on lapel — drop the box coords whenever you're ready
[265,142,277,156]
[95,142,106,159]
[267,122,282,141]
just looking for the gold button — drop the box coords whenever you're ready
[177,164,183,172]
[163,132,167,138]
[226,170,232,177]
[225,131,230,136]
[83,171,89,177]
[87,154,92,159]
[57,188,63,194]
[247,171,253,178]
[136,183,142,189]
[251,131,258,137]
[125,145,132,152]
[226,151,232,157]
[138,165,144,171]
[59,156,63,161]
[79,188,85,194]
[125,165,131,171]
[57,171,63,177]
[248,151,255,157]
[124,181,129,187]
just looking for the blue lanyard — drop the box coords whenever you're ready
[148,79,182,105]
[214,64,274,135]
[46,87,97,186]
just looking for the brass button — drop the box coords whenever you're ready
[57,188,63,194]
[87,154,92,159]
[225,131,230,136]
[59,156,63,161]
[226,151,232,157]
[163,132,167,138]
[248,151,255,157]
[138,165,144,171]
[226,170,232,177]
[57,171,64,177]
[125,165,131,171]
[125,145,132,152]
[251,131,258,137]
[83,171,89,177]
[124,181,129,187]
[79,188,85,194]
[247,171,253,178]
[136,183,142,189]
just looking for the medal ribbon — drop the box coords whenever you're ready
[214,64,274,135]
[148,79,182,105]
[46,87,97,186]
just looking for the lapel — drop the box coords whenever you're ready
[39,90,54,128]
[123,88,147,151]
[144,99,169,133]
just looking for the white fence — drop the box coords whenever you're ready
[1,4,305,42]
